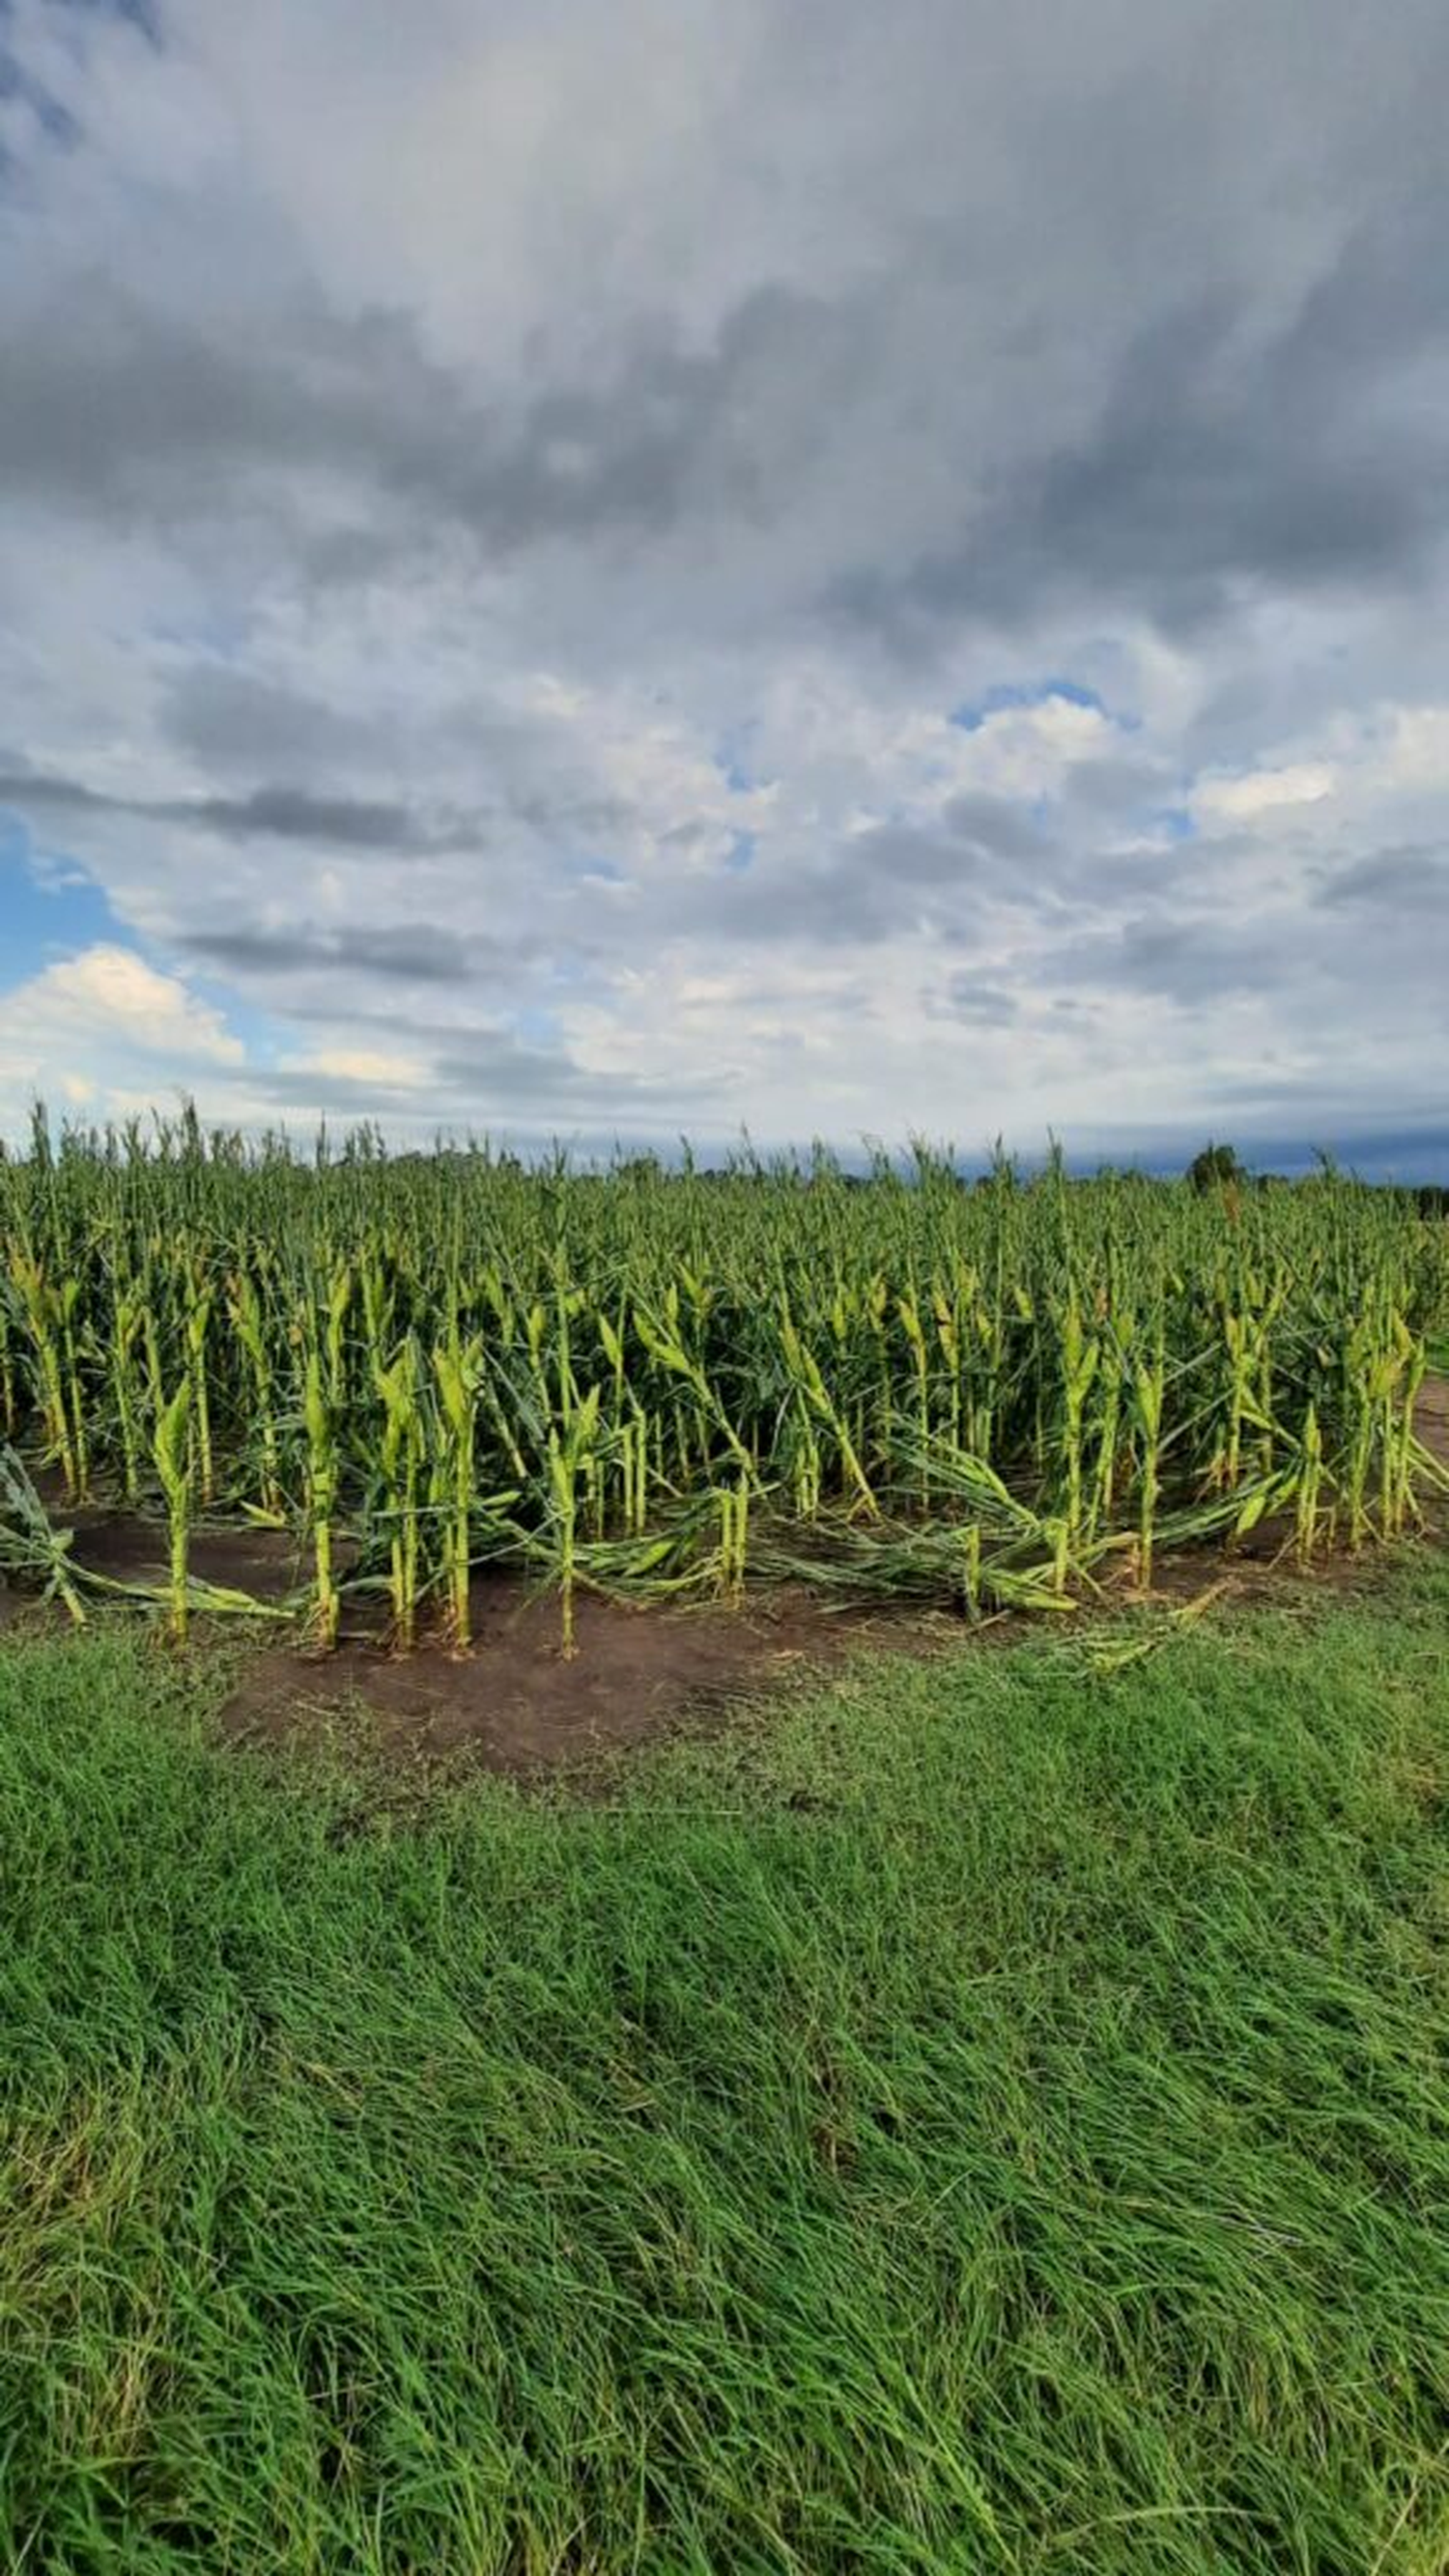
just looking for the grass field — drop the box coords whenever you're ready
[3,1561,1448,2573]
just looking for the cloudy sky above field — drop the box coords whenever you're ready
[1,0,1447,1169]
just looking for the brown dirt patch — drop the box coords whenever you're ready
[220,1580,944,1774]
[1418,1373,1449,1467]
[9,1486,955,1759]
[60,1510,306,1599]
[0,1487,310,1637]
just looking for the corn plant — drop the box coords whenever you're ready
[303,1351,341,1650]
[0,1112,1440,1647]
[152,1376,193,1645]
[546,1382,602,1657]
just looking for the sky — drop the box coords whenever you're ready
[0,0,1446,1175]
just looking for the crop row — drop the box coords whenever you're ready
[2,1116,1445,1646]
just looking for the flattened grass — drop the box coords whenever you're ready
[2,1561,1448,2572]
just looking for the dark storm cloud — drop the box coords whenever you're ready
[158,669,636,846]
[1058,916,1289,1006]
[428,1036,718,1115]
[190,787,478,850]
[0,280,516,533]
[0,267,848,564]
[1050,876,1448,1017]
[923,976,1019,1026]
[239,1027,660,1124]
[8,28,1449,662]
[5,2,1449,655]
[1316,845,1449,907]
[49,0,161,36]
[684,795,1067,948]
[161,667,384,778]
[940,793,1057,863]
[0,44,80,155]
[690,831,984,948]
[0,768,483,853]
[1055,754,1175,825]
[176,922,496,984]
[833,193,1449,644]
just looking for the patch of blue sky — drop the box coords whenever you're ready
[190,977,285,1069]
[516,1005,564,1048]
[0,816,275,1074]
[148,609,253,658]
[950,678,1122,731]
[1155,807,1196,841]
[0,825,127,993]
[715,723,766,794]
[724,832,756,874]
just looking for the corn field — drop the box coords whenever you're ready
[2,1111,1446,1648]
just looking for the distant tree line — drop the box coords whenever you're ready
[1185,1141,1447,1216]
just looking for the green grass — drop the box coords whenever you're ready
[2,1565,1448,2574]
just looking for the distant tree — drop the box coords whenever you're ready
[1187,1142,1246,1194]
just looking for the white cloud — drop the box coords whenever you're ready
[1194,762,1339,825]
[285,1045,429,1090]
[3,945,242,1063]
[0,946,243,1123]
